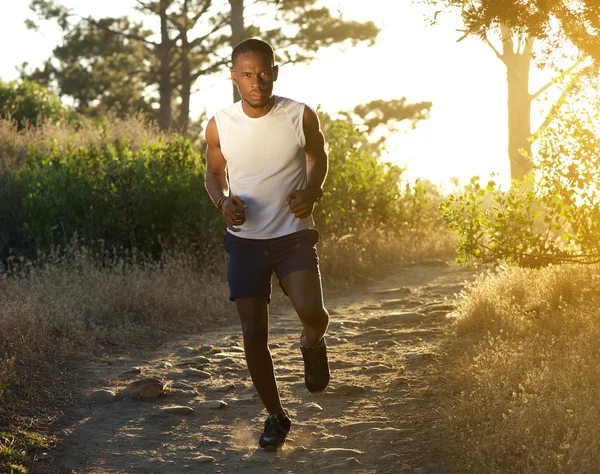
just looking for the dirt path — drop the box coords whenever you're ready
[44,260,475,473]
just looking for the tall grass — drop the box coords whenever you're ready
[441,264,600,473]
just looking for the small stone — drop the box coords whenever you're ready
[177,346,201,355]
[329,384,367,396]
[368,427,411,441]
[216,366,238,374]
[211,383,235,392]
[404,351,435,362]
[200,400,227,409]
[345,421,385,430]
[375,339,399,348]
[86,389,116,402]
[228,346,245,353]
[183,368,212,378]
[329,360,356,370]
[421,303,456,313]
[326,336,348,345]
[171,381,194,390]
[320,448,364,458]
[228,398,255,406]
[190,455,215,464]
[379,299,408,309]
[363,364,394,374]
[365,312,423,327]
[374,287,411,296]
[161,405,194,415]
[188,355,211,364]
[381,453,401,461]
[157,361,173,369]
[299,402,323,412]
[360,329,389,337]
[389,376,410,386]
[118,367,142,378]
[125,378,164,399]
[278,374,302,382]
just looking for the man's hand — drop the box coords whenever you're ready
[287,189,316,219]
[222,196,248,232]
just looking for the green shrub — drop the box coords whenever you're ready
[0,79,69,130]
[441,88,600,267]
[1,135,223,260]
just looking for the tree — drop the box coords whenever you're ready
[27,0,230,133]
[23,16,158,120]
[422,0,586,181]
[27,0,380,133]
[452,0,600,63]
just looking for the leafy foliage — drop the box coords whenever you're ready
[441,87,600,266]
[0,108,443,262]
[435,0,600,64]
[0,79,69,130]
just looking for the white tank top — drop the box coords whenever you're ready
[215,96,315,239]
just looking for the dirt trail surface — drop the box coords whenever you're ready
[46,260,476,473]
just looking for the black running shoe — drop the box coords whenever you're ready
[259,412,291,451]
[300,336,330,393]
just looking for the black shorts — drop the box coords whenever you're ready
[224,228,321,302]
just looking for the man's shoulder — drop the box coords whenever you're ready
[216,101,242,118]
[276,96,305,108]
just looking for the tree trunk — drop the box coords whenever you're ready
[230,0,244,103]
[158,0,173,131]
[178,0,191,135]
[501,27,534,181]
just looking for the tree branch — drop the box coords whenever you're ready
[530,58,585,101]
[87,18,158,50]
[188,16,230,51]
[485,33,507,65]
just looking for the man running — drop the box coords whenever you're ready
[204,38,330,451]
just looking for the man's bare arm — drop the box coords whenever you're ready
[205,117,247,231]
[303,105,328,190]
[287,106,328,219]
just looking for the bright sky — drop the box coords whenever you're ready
[0,0,557,188]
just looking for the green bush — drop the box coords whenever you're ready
[0,112,444,262]
[1,135,223,261]
[441,89,600,267]
[0,79,69,130]
[316,116,442,236]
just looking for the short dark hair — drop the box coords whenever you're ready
[232,38,275,68]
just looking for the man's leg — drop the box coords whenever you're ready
[280,270,330,393]
[280,269,329,346]
[235,296,286,417]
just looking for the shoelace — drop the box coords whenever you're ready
[303,344,328,371]
[265,414,288,435]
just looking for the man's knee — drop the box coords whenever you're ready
[239,318,269,347]
[296,303,329,329]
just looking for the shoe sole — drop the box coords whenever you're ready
[260,441,285,451]
[307,383,329,394]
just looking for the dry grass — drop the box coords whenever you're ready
[0,114,166,168]
[320,226,457,289]
[441,264,600,473]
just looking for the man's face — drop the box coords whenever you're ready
[231,51,278,108]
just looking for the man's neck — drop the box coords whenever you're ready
[241,96,275,118]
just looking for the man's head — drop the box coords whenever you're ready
[231,39,278,109]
